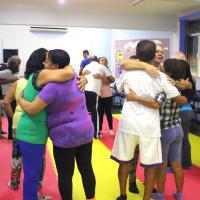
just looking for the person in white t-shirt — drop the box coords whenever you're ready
[83,56,113,138]
[111,40,187,200]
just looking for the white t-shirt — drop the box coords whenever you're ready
[117,70,179,138]
[83,61,112,96]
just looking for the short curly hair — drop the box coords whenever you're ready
[7,57,19,74]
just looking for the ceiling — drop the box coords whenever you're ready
[0,0,200,15]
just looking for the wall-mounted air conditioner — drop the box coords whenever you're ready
[130,0,143,6]
[29,26,68,33]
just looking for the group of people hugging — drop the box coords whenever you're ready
[1,39,195,200]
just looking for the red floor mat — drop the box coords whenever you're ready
[100,116,200,200]
[0,117,60,200]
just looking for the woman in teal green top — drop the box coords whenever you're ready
[15,48,75,200]
[16,71,48,144]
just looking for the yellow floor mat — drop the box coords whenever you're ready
[189,133,200,167]
[47,139,144,200]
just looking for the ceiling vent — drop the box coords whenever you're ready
[29,26,68,33]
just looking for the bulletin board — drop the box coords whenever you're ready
[115,38,169,77]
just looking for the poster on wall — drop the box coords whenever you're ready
[115,38,169,77]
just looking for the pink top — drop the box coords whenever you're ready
[100,83,112,98]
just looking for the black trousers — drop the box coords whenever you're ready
[98,96,113,131]
[53,142,96,200]
[179,110,193,168]
[85,91,99,137]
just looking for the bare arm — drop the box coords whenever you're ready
[176,79,192,90]
[18,95,47,115]
[0,77,18,85]
[94,74,115,85]
[121,59,159,78]
[126,89,160,109]
[3,82,17,118]
[166,77,192,90]
[101,75,115,84]
[38,65,74,86]
[79,67,84,76]
[171,95,188,107]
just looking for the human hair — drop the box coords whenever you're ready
[163,58,186,80]
[180,60,196,101]
[48,49,70,69]
[129,55,138,59]
[154,40,164,49]
[24,48,47,79]
[83,50,89,55]
[99,57,108,67]
[7,57,20,74]
[136,40,156,62]
[11,55,21,66]
[90,55,99,62]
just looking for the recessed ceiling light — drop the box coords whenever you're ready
[58,0,66,4]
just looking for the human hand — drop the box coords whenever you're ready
[93,73,102,79]
[125,89,137,101]
[77,76,88,92]
[176,78,192,90]
[82,70,91,76]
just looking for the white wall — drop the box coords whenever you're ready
[0,3,180,77]
[0,25,113,75]
[0,5,177,31]
[0,25,178,77]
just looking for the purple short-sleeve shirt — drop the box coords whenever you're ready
[39,74,94,148]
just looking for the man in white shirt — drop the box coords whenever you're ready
[83,56,113,138]
[111,40,186,200]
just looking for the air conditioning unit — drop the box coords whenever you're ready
[29,26,68,33]
[130,0,143,6]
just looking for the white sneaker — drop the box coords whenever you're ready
[109,129,115,135]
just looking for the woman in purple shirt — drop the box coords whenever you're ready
[18,49,96,200]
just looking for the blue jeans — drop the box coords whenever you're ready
[18,140,45,200]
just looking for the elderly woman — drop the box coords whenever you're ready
[18,49,96,200]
